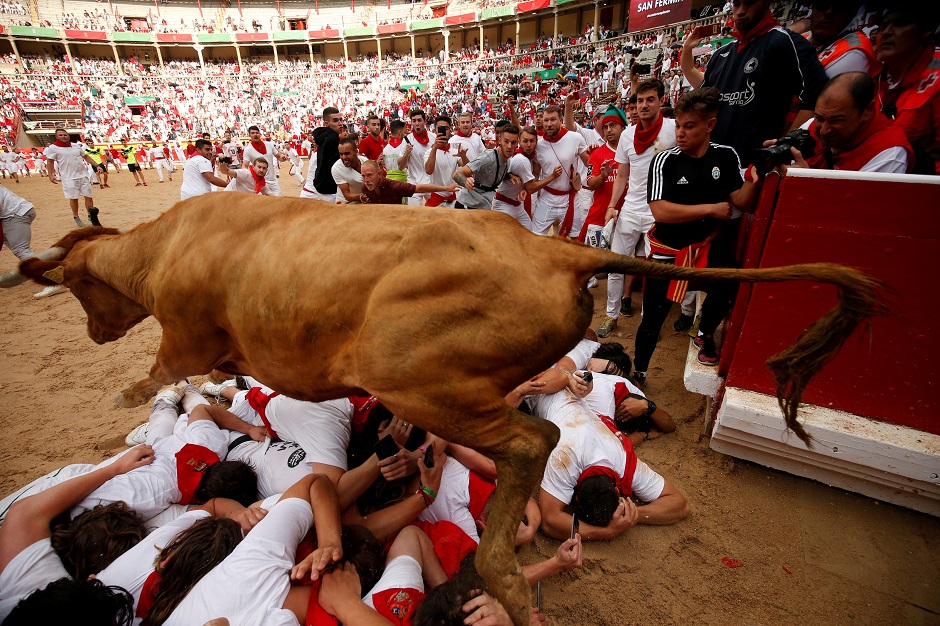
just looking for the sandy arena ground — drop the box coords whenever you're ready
[0,165,937,625]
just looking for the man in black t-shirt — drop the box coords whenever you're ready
[633,87,760,386]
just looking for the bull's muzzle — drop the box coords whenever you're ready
[0,247,66,288]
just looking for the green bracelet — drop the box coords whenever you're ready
[420,484,437,503]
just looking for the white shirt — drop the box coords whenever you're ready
[222,141,242,165]
[331,155,367,201]
[449,132,486,161]
[0,539,69,622]
[529,390,665,505]
[243,141,278,182]
[148,146,166,159]
[227,435,312,499]
[43,142,89,180]
[0,184,33,219]
[225,167,271,194]
[534,130,587,207]
[180,154,214,200]
[364,555,425,613]
[416,457,480,544]
[494,152,536,205]
[581,372,645,419]
[405,131,436,186]
[614,117,677,215]
[96,510,210,619]
[382,140,407,172]
[424,146,460,192]
[563,338,600,370]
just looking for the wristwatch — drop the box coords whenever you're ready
[642,398,657,417]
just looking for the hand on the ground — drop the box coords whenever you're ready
[378,448,418,481]
[553,534,583,571]
[318,562,362,616]
[290,541,343,581]
[112,444,155,475]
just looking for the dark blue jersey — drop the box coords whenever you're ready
[702,26,828,167]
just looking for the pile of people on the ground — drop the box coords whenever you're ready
[0,336,685,625]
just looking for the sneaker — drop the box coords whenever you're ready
[33,284,65,299]
[153,386,184,406]
[143,182,148,186]
[597,315,617,338]
[124,421,149,446]
[158,180,164,183]
[587,276,598,289]
[73,216,85,227]
[620,296,633,317]
[697,334,720,365]
[168,177,172,181]
[201,379,237,398]
[135,182,141,186]
[673,314,694,332]
[688,315,701,338]
[104,184,111,188]
[631,371,647,388]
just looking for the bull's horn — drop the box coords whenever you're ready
[0,246,66,288]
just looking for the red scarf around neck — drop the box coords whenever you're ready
[248,165,267,194]
[805,112,913,172]
[732,12,780,52]
[456,130,472,138]
[412,129,430,145]
[542,126,568,143]
[53,139,72,147]
[634,113,664,155]
[388,137,403,148]
[250,140,267,155]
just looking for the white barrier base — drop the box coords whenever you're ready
[711,387,940,517]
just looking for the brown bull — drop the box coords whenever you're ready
[1,195,883,625]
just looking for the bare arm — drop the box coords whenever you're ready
[0,445,155,573]
[634,480,690,525]
[312,456,382,512]
[45,157,55,180]
[202,171,230,188]
[728,167,761,212]
[680,35,705,89]
[415,182,460,194]
[522,165,563,194]
[398,143,413,170]
[604,159,630,223]
[336,182,360,202]
[788,109,815,133]
[538,488,634,541]
[564,93,578,131]
[424,144,439,175]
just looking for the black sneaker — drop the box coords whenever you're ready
[697,335,719,365]
[620,296,633,317]
[673,314,694,332]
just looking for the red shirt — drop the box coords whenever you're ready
[363,179,416,205]
[578,143,624,241]
[359,133,386,161]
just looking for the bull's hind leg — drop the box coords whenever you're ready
[468,406,560,626]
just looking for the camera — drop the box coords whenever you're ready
[753,128,815,175]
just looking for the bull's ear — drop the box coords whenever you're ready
[19,258,75,286]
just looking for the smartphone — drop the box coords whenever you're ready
[373,434,399,460]
[570,513,579,539]
[423,443,435,468]
[577,88,590,99]
[693,23,720,39]
[633,63,651,75]
[579,370,593,384]
[507,88,519,98]
[437,125,448,136]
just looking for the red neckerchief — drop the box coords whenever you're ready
[175,444,220,505]
[305,578,339,626]
[135,570,160,619]
[388,137,403,148]
[542,127,568,143]
[246,386,281,439]
[536,129,545,136]
[456,130,472,138]
[575,412,638,497]
[805,112,913,172]
[634,113,664,155]
[412,129,430,145]
[250,140,267,155]
[247,165,266,194]
[53,140,71,147]
[732,12,780,53]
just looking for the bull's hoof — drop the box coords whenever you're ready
[114,390,147,408]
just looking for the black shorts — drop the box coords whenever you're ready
[93,163,107,174]
[127,163,141,173]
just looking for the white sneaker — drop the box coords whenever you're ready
[34,285,66,299]
[153,386,184,406]
[125,421,149,446]
[587,276,598,289]
[201,380,236,398]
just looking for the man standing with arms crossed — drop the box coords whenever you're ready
[402,109,436,206]
[599,79,677,338]
[531,105,589,237]
[44,128,101,228]
[632,87,760,386]
[243,125,288,196]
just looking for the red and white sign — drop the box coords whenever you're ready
[628,0,693,33]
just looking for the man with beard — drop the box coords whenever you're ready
[599,80,677,338]
[530,105,589,237]
[802,0,879,78]
[359,114,386,162]
[491,126,563,229]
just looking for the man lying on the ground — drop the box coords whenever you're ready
[523,387,690,541]
[1,382,257,524]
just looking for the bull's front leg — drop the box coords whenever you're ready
[114,376,169,408]
[474,407,560,626]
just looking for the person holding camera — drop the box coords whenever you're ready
[403,109,436,206]
[634,87,761,382]
[424,115,467,208]
[763,72,912,174]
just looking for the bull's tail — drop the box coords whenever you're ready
[590,251,889,445]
